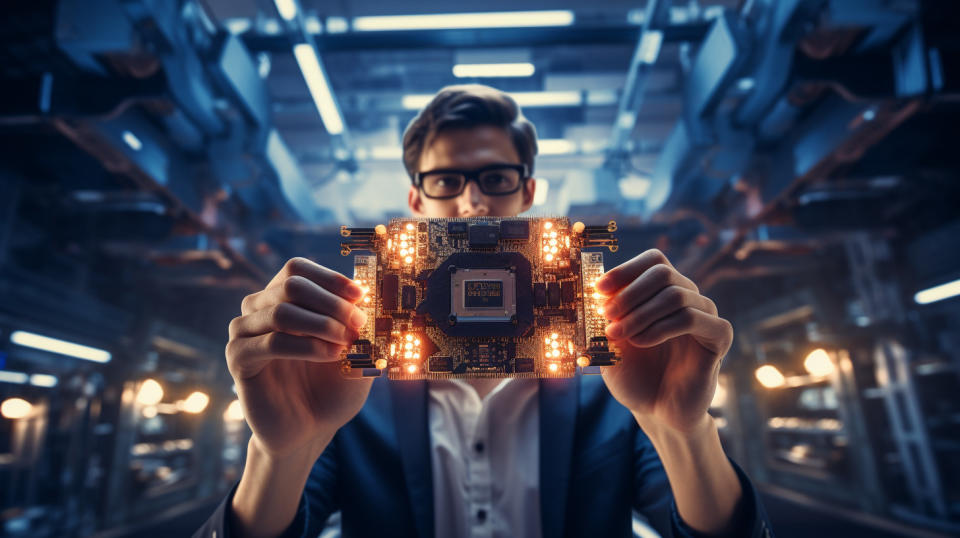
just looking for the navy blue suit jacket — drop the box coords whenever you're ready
[196,374,772,538]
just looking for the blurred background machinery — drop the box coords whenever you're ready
[0,0,959,536]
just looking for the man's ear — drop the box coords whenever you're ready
[408,184,426,217]
[519,177,537,213]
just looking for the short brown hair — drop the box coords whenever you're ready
[401,84,539,181]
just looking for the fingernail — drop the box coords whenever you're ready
[605,322,622,339]
[349,308,367,329]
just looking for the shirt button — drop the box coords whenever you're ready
[474,441,484,454]
[476,509,487,522]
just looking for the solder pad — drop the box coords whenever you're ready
[338,217,620,380]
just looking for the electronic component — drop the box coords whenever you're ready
[339,217,620,379]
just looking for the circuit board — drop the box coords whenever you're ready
[337,217,620,379]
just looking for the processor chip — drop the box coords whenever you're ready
[450,268,516,323]
[464,280,503,308]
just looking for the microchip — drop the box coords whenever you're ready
[533,283,547,307]
[468,224,499,247]
[447,221,468,235]
[500,220,529,240]
[547,282,561,307]
[382,273,399,311]
[514,358,535,372]
[429,356,453,372]
[464,280,503,308]
[560,281,575,303]
[401,285,417,310]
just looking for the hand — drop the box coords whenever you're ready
[226,257,373,459]
[596,249,733,433]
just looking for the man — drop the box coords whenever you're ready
[196,85,772,537]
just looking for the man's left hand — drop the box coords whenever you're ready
[596,249,733,434]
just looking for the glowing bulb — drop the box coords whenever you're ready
[400,241,409,248]
[405,334,413,341]
[405,342,413,350]
[387,238,393,249]
[183,391,210,414]
[406,364,418,374]
[136,379,164,406]
[414,339,420,346]
[755,365,786,389]
[375,358,388,369]
[544,221,553,230]
[548,363,559,372]
[404,256,413,264]
[363,296,371,304]
[565,236,570,247]
[551,333,558,339]
[404,351,413,359]
[550,246,558,254]
[375,224,387,235]
[577,356,590,367]
[572,221,585,234]
[400,234,408,241]
[804,349,835,377]
[567,341,574,353]
[550,231,557,238]
[390,343,396,355]
[406,223,414,231]
[543,245,550,252]
[596,306,605,315]
[1,398,33,419]
[545,254,554,262]
[544,337,552,344]
[592,292,602,299]
[549,239,557,246]
[224,400,244,421]
[551,341,560,349]
[400,248,408,256]
[414,352,420,359]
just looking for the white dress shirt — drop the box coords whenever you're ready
[427,378,541,538]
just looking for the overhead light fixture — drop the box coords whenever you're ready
[10,330,111,363]
[803,349,835,377]
[914,277,960,305]
[1,398,33,420]
[755,364,786,389]
[537,139,577,155]
[533,178,549,206]
[402,90,580,110]
[619,175,652,199]
[293,43,345,135]
[274,0,298,21]
[638,30,664,64]
[453,63,535,78]
[353,10,574,31]
[122,130,142,151]
[0,371,28,384]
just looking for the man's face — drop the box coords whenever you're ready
[408,126,537,218]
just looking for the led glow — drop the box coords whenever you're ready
[136,379,164,406]
[577,356,591,368]
[596,306,605,315]
[404,256,414,264]
[544,221,554,230]
[406,364,418,374]
[405,223,415,231]
[453,63,535,78]
[11,330,111,363]
[551,333,558,339]
[274,0,298,21]
[803,349,835,377]
[545,253,554,262]
[548,363,559,373]
[353,10,574,31]
[375,358,388,369]
[224,400,244,421]
[122,130,143,151]
[183,391,210,414]
[292,43,345,135]
[363,296,371,304]
[2,398,33,420]
[914,277,960,305]
[755,365,786,389]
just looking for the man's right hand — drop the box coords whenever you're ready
[226,257,373,460]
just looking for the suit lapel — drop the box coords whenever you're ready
[390,379,434,538]
[539,375,579,538]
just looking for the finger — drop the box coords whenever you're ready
[243,258,362,314]
[600,262,699,321]
[604,285,717,340]
[226,332,345,379]
[242,275,368,331]
[229,303,358,345]
[596,249,686,295]
[625,307,733,356]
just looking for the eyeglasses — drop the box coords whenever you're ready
[414,163,529,200]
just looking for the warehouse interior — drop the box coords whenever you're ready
[1,0,959,536]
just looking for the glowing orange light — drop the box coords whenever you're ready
[577,356,591,367]
[405,223,414,231]
[548,363,559,372]
[545,254,554,262]
[375,359,387,369]
[363,296,371,304]
[551,332,558,339]
[404,256,413,264]
[544,221,553,230]
[406,364,418,374]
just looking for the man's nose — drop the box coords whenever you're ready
[457,180,489,216]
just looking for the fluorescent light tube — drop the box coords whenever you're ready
[354,10,574,31]
[11,330,112,363]
[453,63,535,78]
[274,0,298,21]
[914,277,960,305]
[293,44,345,135]
[403,91,580,110]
